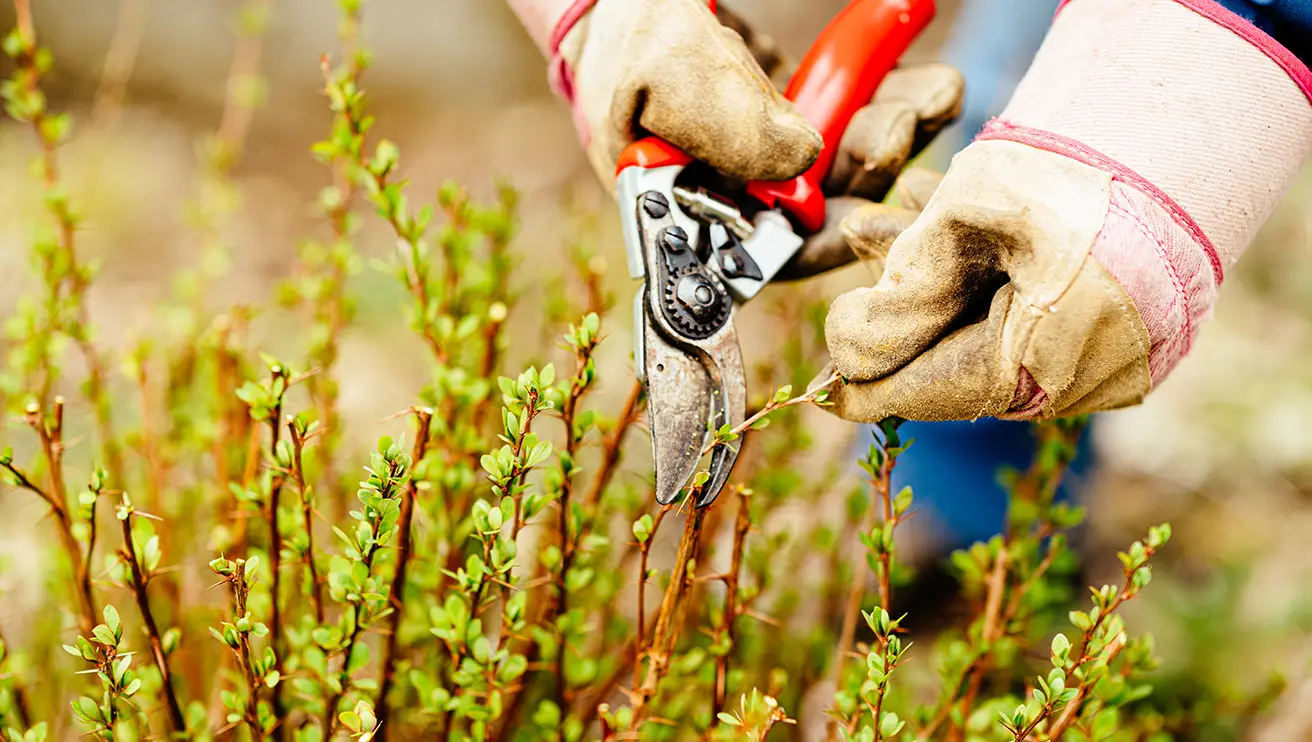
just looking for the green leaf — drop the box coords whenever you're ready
[92,625,117,647]
[71,697,99,723]
[339,710,362,733]
[471,636,492,664]
[632,514,654,544]
[112,654,131,683]
[2,29,25,59]
[716,712,741,727]
[879,712,904,738]
[1051,632,1071,662]
[371,140,399,175]
[102,605,121,636]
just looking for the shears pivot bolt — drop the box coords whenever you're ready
[660,226,690,254]
[642,192,670,219]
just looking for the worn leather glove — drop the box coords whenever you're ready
[521,0,823,183]
[813,0,1312,422]
[506,0,962,273]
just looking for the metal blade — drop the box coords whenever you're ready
[628,183,750,508]
[695,325,746,507]
[641,312,747,506]
[642,315,713,505]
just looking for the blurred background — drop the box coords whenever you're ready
[1,0,1311,737]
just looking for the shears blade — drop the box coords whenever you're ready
[631,190,747,508]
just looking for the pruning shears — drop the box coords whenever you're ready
[616,0,935,508]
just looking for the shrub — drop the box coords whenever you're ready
[0,2,1195,741]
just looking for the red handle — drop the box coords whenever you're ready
[615,0,934,234]
[745,0,934,232]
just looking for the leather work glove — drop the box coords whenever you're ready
[505,0,963,273]
[812,0,1312,422]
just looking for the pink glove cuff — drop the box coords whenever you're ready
[982,120,1223,417]
[546,0,598,143]
[985,0,1312,416]
[547,0,597,103]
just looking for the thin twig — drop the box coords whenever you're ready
[263,368,289,739]
[376,408,433,734]
[712,487,752,716]
[118,505,186,733]
[0,623,32,730]
[89,0,150,131]
[16,400,98,634]
[629,505,706,730]
[700,372,840,459]
[285,420,325,623]
[634,505,672,690]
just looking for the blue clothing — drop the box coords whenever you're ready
[888,419,1094,549]
[930,0,1058,158]
[1216,0,1312,64]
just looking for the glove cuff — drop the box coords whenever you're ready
[1000,0,1312,271]
[546,0,598,103]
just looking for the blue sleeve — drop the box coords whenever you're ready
[1214,0,1312,64]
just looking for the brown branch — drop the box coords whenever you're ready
[322,457,407,737]
[89,0,149,131]
[233,561,265,741]
[831,420,902,741]
[19,400,97,634]
[830,563,865,740]
[286,421,325,624]
[263,369,288,740]
[118,505,186,734]
[133,358,168,514]
[629,505,706,730]
[875,452,895,611]
[37,117,115,476]
[948,548,1010,742]
[13,0,31,38]
[712,487,752,716]
[9,0,122,480]
[1041,563,1147,740]
[0,623,32,731]
[549,344,596,708]
[634,505,672,690]
[213,0,270,165]
[1043,632,1127,740]
[376,408,433,735]
[233,418,263,552]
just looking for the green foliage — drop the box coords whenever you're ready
[0,2,1276,742]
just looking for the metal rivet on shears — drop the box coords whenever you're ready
[641,192,670,219]
[659,226,689,253]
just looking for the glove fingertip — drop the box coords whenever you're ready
[750,106,823,181]
[893,168,943,212]
[839,203,917,269]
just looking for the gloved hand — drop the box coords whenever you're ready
[506,0,962,273]
[813,0,1312,422]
